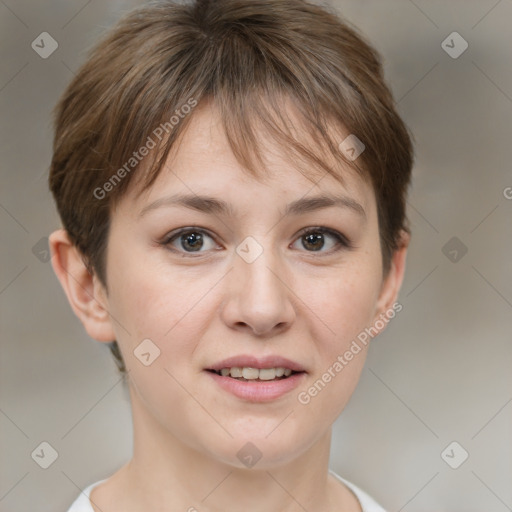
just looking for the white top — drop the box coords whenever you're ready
[66,470,386,511]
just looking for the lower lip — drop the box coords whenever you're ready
[205,371,307,402]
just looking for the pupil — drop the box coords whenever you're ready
[182,232,203,251]
[303,232,324,251]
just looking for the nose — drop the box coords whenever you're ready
[220,249,296,337]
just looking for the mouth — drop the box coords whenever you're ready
[207,366,303,382]
[204,355,307,402]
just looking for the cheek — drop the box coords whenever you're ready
[105,248,220,362]
[295,346,367,431]
[298,254,382,349]
[292,254,380,417]
[332,275,380,342]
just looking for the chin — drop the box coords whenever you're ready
[199,426,318,470]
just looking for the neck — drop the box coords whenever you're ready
[110,384,351,511]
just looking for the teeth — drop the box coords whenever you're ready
[217,367,295,380]
[258,368,277,381]
[242,367,260,379]
[230,367,243,378]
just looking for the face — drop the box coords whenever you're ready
[101,101,394,468]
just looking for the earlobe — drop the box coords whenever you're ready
[49,229,116,342]
[373,230,410,327]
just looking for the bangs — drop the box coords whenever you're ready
[131,89,369,202]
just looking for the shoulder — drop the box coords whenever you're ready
[66,480,106,512]
[329,470,387,512]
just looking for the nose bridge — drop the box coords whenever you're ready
[239,250,282,300]
[223,236,295,335]
[237,239,285,303]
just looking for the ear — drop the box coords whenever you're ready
[372,230,410,327]
[49,229,116,342]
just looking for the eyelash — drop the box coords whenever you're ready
[160,226,352,257]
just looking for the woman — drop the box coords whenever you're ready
[49,0,413,509]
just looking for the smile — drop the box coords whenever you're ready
[205,354,307,401]
[211,367,296,380]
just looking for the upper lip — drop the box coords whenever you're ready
[206,355,307,373]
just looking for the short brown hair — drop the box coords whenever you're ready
[49,0,413,373]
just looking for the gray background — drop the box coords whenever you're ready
[1,0,511,510]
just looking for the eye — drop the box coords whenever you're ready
[291,227,351,254]
[162,228,219,254]
[161,226,351,256]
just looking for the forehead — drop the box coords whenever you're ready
[125,100,376,219]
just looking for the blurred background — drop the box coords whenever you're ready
[1,0,511,510]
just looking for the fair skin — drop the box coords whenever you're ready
[50,101,408,511]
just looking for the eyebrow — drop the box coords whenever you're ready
[139,192,366,220]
